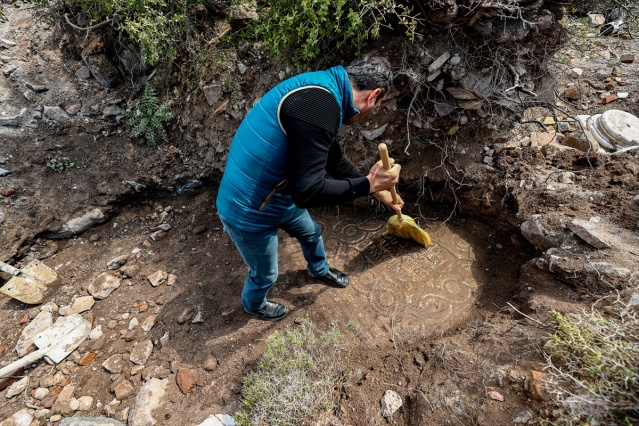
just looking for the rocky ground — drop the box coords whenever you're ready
[1,5,639,426]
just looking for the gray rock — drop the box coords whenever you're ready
[128,378,168,426]
[0,38,17,48]
[0,107,27,127]
[583,262,630,278]
[107,255,129,270]
[196,414,238,426]
[102,354,126,374]
[361,124,388,141]
[513,409,534,423]
[61,208,107,236]
[203,84,223,106]
[60,417,125,426]
[562,131,597,152]
[567,219,612,248]
[103,105,122,117]
[0,167,9,176]
[88,273,121,299]
[23,90,40,102]
[428,52,451,73]
[43,105,71,122]
[381,390,403,418]
[0,409,32,426]
[520,215,561,250]
[75,66,92,79]
[25,82,48,93]
[130,339,154,365]
[5,376,29,398]
[84,54,119,88]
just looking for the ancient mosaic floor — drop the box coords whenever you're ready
[280,211,479,340]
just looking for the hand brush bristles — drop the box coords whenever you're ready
[387,214,432,247]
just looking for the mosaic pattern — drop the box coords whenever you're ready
[314,214,478,338]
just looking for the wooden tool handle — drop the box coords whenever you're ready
[0,261,21,276]
[378,143,402,219]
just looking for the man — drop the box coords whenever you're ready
[216,55,403,321]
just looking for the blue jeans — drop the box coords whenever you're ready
[220,207,329,312]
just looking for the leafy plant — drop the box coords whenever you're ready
[47,155,74,172]
[124,84,173,145]
[235,319,357,426]
[239,0,419,65]
[543,310,639,425]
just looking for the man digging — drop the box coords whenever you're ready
[216,55,403,321]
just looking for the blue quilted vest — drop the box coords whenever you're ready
[216,65,358,230]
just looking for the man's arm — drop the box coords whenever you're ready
[282,114,370,208]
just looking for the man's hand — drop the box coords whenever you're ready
[373,190,404,214]
[367,159,400,193]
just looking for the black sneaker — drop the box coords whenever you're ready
[310,267,350,288]
[244,300,288,321]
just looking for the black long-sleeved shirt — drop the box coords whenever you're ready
[280,87,371,208]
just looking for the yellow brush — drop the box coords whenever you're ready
[378,143,432,247]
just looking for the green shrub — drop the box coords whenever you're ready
[124,84,173,145]
[240,0,419,65]
[544,310,639,425]
[235,319,357,426]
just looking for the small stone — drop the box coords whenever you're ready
[89,325,103,340]
[103,105,122,117]
[75,66,91,79]
[611,66,622,77]
[147,270,168,287]
[107,255,129,270]
[513,410,534,424]
[128,317,139,330]
[128,378,168,426]
[570,67,583,78]
[620,53,635,63]
[381,390,403,418]
[114,379,135,400]
[0,409,32,426]
[102,354,126,374]
[77,395,93,410]
[69,397,80,411]
[588,13,605,27]
[5,376,29,398]
[529,370,548,402]
[203,356,218,371]
[130,339,153,365]
[59,295,95,315]
[34,387,50,400]
[120,264,140,278]
[0,38,17,47]
[50,414,62,422]
[43,105,72,122]
[88,273,121,300]
[192,225,207,235]
[176,368,199,394]
[488,389,504,401]
[602,93,618,104]
[78,352,96,366]
[150,230,166,241]
[0,187,16,196]
[141,315,157,332]
[203,84,223,106]
[166,274,177,286]
[429,52,451,73]
[51,384,76,415]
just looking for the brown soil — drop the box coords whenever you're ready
[1,5,638,426]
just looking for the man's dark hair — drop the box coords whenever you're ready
[345,54,393,99]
